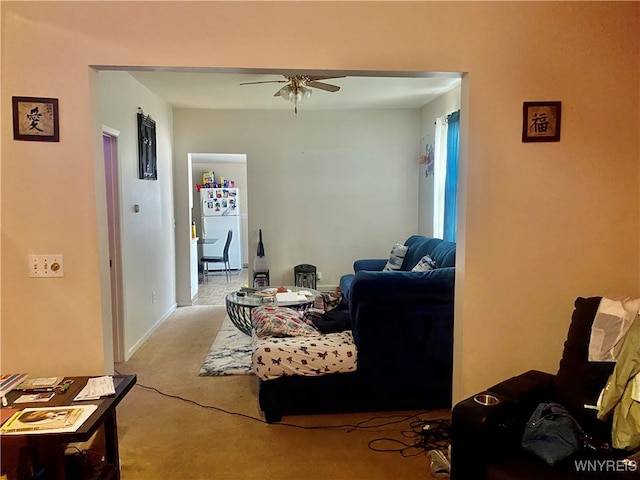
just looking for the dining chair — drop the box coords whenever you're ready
[201,229,233,282]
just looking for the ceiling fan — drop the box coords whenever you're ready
[240,75,343,114]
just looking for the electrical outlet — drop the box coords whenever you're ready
[29,254,64,278]
[152,291,156,304]
[317,271,323,282]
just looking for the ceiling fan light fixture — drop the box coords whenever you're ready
[241,74,342,114]
[280,86,293,102]
[279,85,312,105]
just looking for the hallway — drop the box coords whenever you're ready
[191,268,248,305]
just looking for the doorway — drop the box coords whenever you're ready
[103,129,125,363]
[190,153,249,278]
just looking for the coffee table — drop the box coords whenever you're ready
[226,287,320,335]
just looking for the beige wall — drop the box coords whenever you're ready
[174,107,422,287]
[1,2,638,402]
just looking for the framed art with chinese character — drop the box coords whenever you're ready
[522,101,561,143]
[137,112,157,180]
[12,96,59,142]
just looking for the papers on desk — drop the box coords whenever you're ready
[74,376,115,401]
[0,374,28,398]
[14,392,55,404]
[15,376,63,390]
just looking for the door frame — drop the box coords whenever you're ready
[102,126,125,363]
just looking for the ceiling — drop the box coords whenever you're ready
[127,71,461,111]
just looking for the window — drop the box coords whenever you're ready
[433,110,460,242]
[433,115,448,239]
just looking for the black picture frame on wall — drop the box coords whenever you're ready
[12,96,60,142]
[137,112,157,180]
[522,101,562,143]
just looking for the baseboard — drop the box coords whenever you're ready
[317,284,338,292]
[125,303,177,361]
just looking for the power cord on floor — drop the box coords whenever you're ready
[115,370,447,437]
[367,418,451,457]
[136,381,435,432]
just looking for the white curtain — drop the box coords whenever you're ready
[433,115,448,239]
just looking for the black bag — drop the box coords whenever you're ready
[521,402,584,466]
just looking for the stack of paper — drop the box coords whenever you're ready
[73,376,115,401]
[15,377,63,390]
[0,374,28,398]
[276,292,307,302]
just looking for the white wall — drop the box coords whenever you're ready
[418,86,462,237]
[173,108,422,287]
[99,71,177,360]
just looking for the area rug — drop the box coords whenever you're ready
[199,315,253,376]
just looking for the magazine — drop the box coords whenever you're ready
[0,405,97,435]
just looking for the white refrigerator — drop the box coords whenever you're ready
[200,187,242,271]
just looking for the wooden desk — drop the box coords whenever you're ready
[1,375,136,479]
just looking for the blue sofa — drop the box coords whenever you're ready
[257,235,456,422]
[339,235,456,308]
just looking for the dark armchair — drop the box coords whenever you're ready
[450,297,638,480]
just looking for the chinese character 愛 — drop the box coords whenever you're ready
[26,106,44,132]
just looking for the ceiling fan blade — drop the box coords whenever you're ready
[308,81,341,93]
[306,75,345,82]
[239,80,288,86]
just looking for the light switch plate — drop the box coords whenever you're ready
[29,254,64,277]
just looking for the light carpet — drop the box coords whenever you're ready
[199,315,253,376]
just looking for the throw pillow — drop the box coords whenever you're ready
[383,243,408,271]
[411,254,437,272]
[252,306,319,338]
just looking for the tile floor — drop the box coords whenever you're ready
[192,268,249,305]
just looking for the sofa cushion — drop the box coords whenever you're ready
[383,242,408,271]
[429,241,456,268]
[401,236,444,270]
[411,254,437,272]
[253,306,319,338]
[400,235,456,270]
